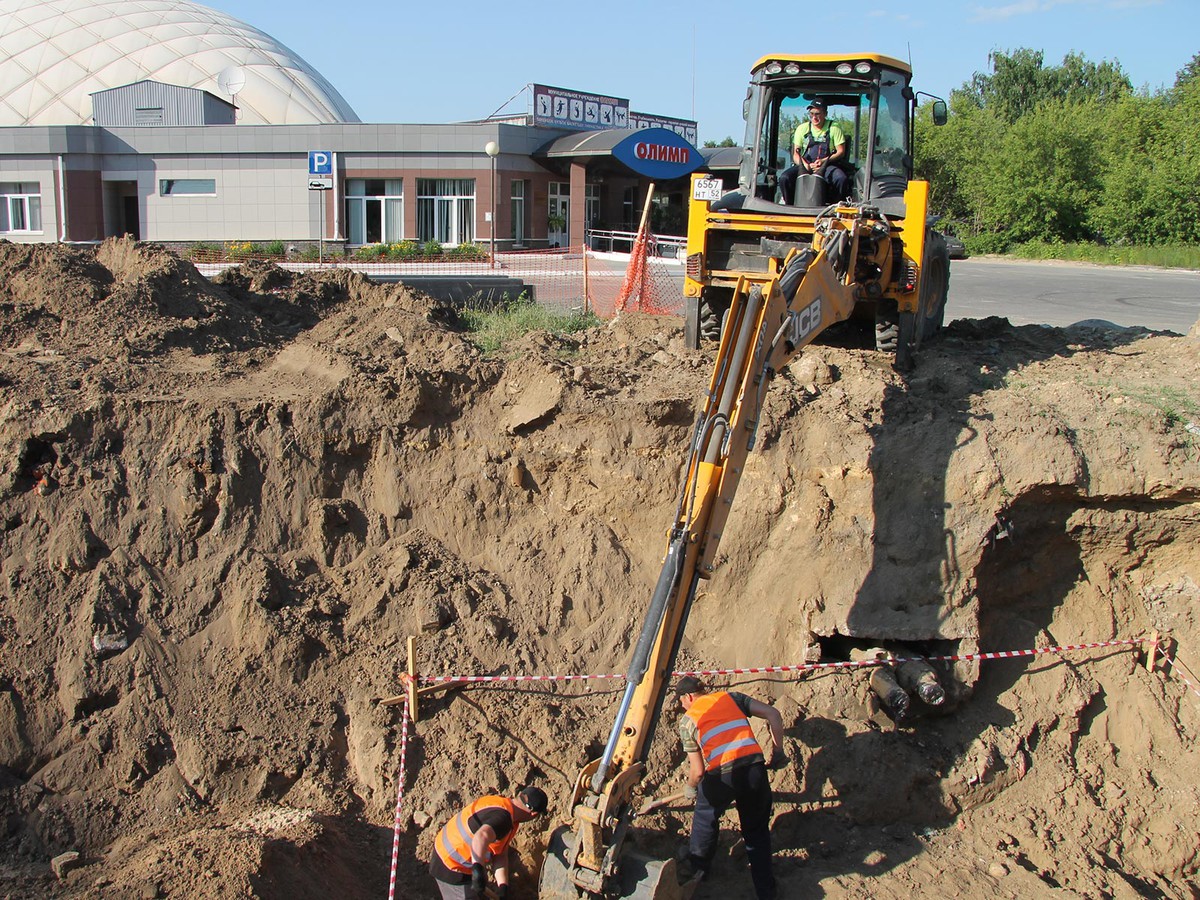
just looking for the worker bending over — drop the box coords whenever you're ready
[675,676,786,900]
[429,786,548,899]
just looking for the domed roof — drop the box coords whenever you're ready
[0,0,360,126]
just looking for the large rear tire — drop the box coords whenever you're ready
[699,287,731,343]
[919,231,951,343]
[875,299,900,353]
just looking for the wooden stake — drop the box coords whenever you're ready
[380,635,467,712]
[1146,631,1159,673]
[407,635,419,721]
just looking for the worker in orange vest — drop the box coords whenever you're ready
[428,786,548,899]
[675,676,786,900]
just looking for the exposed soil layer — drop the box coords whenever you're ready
[1,238,1198,899]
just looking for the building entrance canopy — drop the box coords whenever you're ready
[534,127,702,181]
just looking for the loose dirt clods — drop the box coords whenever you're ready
[1,238,1198,898]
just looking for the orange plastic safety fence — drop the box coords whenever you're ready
[179,243,683,320]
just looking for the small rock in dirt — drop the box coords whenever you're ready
[92,632,129,656]
[412,810,432,829]
[988,861,1009,878]
[141,881,162,899]
[51,850,81,879]
[509,459,526,488]
[419,601,454,632]
[483,616,508,640]
[863,850,886,866]
[795,356,835,385]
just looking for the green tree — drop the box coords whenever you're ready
[954,48,1131,123]
[1174,52,1200,90]
[1093,81,1200,244]
[702,136,738,148]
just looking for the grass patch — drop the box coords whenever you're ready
[1120,384,1200,430]
[1004,241,1200,270]
[459,295,600,355]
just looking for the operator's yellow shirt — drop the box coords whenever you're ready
[792,121,846,155]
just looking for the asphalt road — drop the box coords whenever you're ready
[947,258,1200,334]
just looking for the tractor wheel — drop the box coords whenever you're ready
[699,287,732,343]
[895,312,917,372]
[919,231,951,342]
[875,299,900,353]
[893,231,951,371]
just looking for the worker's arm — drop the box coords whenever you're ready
[492,846,511,893]
[746,698,785,760]
[686,749,705,787]
[470,823,497,865]
[826,133,848,167]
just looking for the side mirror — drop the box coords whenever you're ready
[932,100,948,126]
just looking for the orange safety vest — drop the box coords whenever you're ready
[685,692,764,772]
[434,796,518,875]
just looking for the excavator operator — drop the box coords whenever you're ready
[674,677,788,899]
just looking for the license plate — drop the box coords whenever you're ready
[692,177,724,202]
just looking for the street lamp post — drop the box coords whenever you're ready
[484,141,499,269]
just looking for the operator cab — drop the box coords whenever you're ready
[722,55,938,217]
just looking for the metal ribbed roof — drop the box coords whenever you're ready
[0,0,359,125]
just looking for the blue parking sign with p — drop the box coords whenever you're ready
[308,151,332,175]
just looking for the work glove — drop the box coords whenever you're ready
[496,885,509,900]
[683,784,697,802]
[470,863,487,893]
[768,748,788,771]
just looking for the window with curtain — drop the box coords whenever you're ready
[510,180,526,246]
[345,178,403,245]
[0,182,42,232]
[416,178,476,245]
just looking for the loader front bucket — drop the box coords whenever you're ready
[539,825,685,900]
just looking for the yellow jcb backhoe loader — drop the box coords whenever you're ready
[538,54,950,900]
[684,53,949,371]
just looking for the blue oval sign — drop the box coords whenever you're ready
[612,127,702,179]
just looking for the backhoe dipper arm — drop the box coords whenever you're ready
[545,240,856,898]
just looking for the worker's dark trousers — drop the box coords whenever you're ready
[688,760,776,900]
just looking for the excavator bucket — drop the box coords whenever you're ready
[539,825,690,900]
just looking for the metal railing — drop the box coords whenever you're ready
[586,228,686,260]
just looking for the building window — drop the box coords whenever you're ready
[417,178,475,245]
[160,178,215,196]
[0,183,42,233]
[346,178,403,245]
[585,184,600,227]
[510,180,526,247]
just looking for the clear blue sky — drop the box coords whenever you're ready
[228,0,1195,142]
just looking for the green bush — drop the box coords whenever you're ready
[386,240,421,259]
[226,241,263,260]
[353,244,388,260]
[186,242,220,260]
[447,242,488,261]
[299,246,322,261]
[264,240,286,257]
[421,240,443,257]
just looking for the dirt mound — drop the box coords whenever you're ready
[0,240,1197,898]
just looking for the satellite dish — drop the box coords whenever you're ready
[216,66,246,97]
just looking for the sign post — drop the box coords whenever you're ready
[308,152,333,264]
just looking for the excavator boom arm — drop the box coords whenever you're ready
[542,218,869,899]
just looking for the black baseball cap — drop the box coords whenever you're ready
[519,786,548,815]
[807,98,828,110]
[674,676,705,697]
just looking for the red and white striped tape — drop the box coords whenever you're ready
[387,697,411,900]
[422,672,626,684]
[1161,646,1200,701]
[675,638,1148,678]
[414,638,1147,686]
